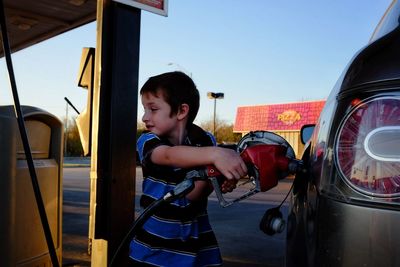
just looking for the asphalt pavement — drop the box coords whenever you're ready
[62,160,292,267]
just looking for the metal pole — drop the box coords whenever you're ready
[64,96,81,115]
[64,101,68,157]
[213,98,216,137]
[90,1,139,265]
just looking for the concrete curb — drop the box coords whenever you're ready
[63,163,91,168]
[63,157,91,168]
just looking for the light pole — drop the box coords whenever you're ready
[64,99,68,157]
[63,97,80,157]
[167,62,192,78]
[207,92,224,138]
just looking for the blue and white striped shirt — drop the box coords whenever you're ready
[130,125,222,267]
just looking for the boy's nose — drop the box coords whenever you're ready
[142,113,148,122]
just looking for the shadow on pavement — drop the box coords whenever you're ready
[208,199,286,267]
[63,189,91,266]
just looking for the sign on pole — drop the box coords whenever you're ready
[112,0,168,16]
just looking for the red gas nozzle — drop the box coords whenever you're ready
[205,143,299,207]
[240,144,292,192]
[209,131,299,207]
[206,165,221,177]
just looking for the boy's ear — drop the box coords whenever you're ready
[177,104,189,121]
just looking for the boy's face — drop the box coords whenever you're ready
[141,91,178,138]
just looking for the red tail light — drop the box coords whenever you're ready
[336,96,400,197]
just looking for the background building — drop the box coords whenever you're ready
[234,100,325,157]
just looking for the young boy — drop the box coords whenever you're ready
[130,71,247,266]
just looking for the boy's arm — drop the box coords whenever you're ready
[151,145,247,180]
[151,145,245,201]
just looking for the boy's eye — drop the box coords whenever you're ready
[143,107,158,112]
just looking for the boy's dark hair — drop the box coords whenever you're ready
[140,71,200,125]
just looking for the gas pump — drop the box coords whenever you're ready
[0,106,63,266]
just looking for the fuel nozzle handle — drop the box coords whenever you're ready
[210,177,232,207]
[203,165,249,208]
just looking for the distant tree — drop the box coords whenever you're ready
[137,122,147,140]
[65,117,84,156]
[216,124,242,144]
[200,117,241,144]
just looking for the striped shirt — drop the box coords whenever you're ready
[130,125,222,267]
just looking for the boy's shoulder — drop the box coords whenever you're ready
[137,132,161,151]
[138,132,158,142]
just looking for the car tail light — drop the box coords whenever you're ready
[335,96,400,198]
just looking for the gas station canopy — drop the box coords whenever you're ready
[1,1,142,265]
[1,0,97,56]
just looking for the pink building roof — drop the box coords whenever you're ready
[233,100,325,132]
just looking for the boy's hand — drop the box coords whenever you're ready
[212,147,247,180]
[220,179,238,193]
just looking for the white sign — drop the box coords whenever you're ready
[113,0,168,16]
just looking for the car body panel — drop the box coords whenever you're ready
[286,1,400,266]
[316,196,400,267]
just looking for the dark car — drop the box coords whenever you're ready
[285,1,400,266]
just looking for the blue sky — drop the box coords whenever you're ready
[0,0,392,125]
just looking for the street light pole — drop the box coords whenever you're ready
[63,97,81,157]
[64,100,68,157]
[213,97,216,135]
[207,92,224,139]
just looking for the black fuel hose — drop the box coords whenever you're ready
[109,177,195,267]
[109,197,165,267]
[0,1,60,266]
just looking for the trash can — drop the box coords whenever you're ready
[0,105,63,266]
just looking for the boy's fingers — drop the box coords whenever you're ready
[225,166,245,180]
[221,181,236,193]
[233,163,247,178]
[237,167,246,177]
[230,169,241,180]
[223,171,233,180]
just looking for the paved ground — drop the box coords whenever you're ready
[62,163,292,266]
[62,166,91,266]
